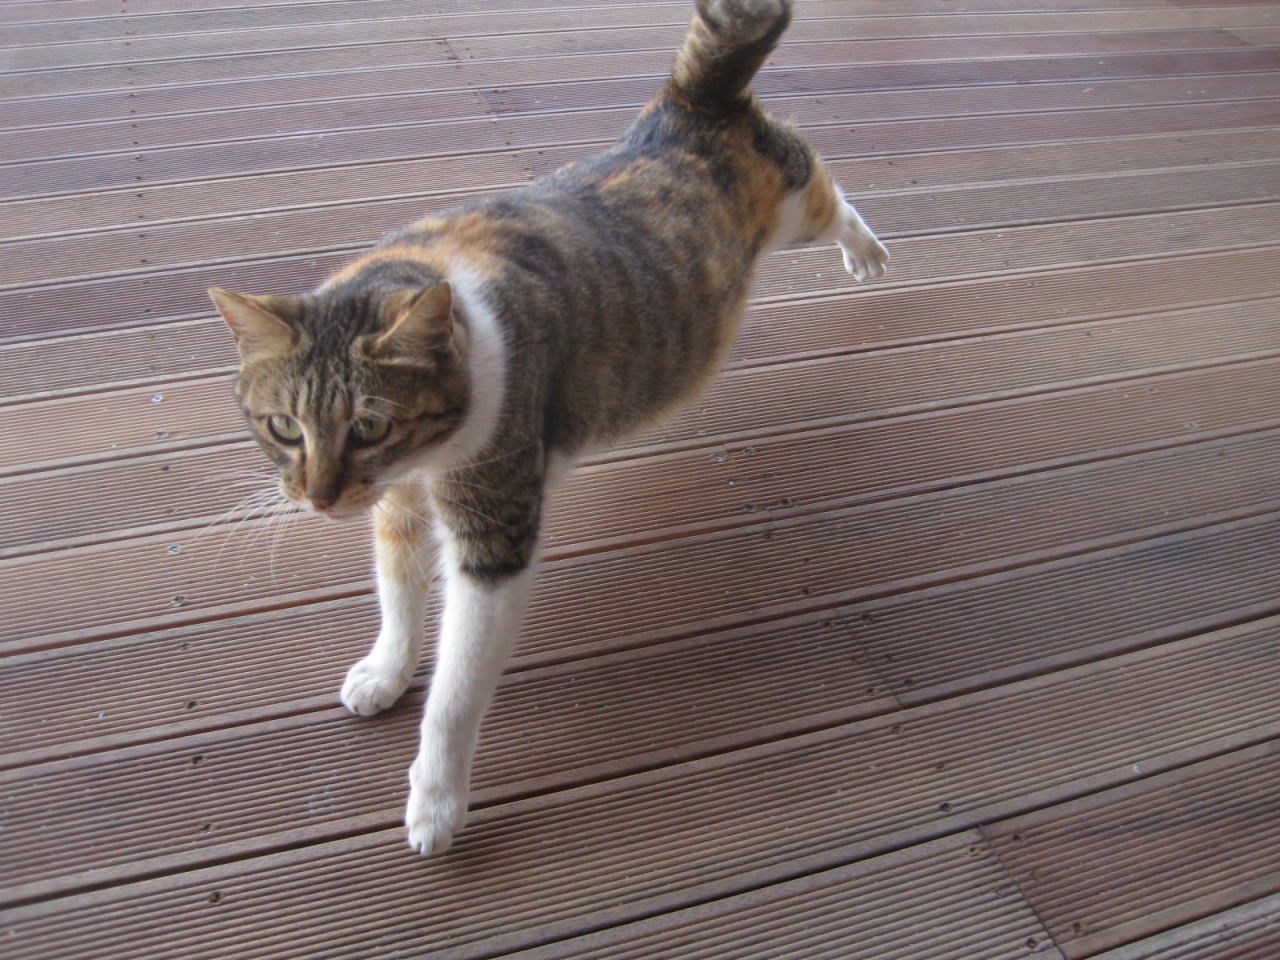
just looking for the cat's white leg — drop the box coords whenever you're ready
[405,544,536,855]
[341,481,433,716]
[405,453,568,855]
[833,192,889,282]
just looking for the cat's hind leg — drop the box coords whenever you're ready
[787,163,889,282]
[833,192,889,282]
[341,481,434,716]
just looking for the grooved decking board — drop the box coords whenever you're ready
[3,428,1278,656]
[7,452,1280,765]
[11,95,1280,200]
[5,616,1280,958]
[0,440,745,559]
[10,47,1276,133]
[622,300,1280,454]
[503,832,1062,960]
[7,294,1279,478]
[0,0,1247,35]
[7,69,1274,170]
[0,0,693,32]
[6,506,1277,786]
[0,612,894,897]
[11,152,1279,292]
[7,128,1278,247]
[855,512,1280,704]
[6,241,1278,396]
[13,8,1277,72]
[1090,891,1280,960]
[7,507,1280,886]
[4,0,1279,953]
[986,742,1280,957]
[5,193,1278,348]
[8,27,1268,100]
[6,352,1279,561]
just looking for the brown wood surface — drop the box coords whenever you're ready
[3,1,1280,957]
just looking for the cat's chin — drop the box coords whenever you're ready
[317,505,372,523]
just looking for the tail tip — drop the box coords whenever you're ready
[696,0,789,44]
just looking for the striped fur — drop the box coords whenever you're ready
[208,0,888,855]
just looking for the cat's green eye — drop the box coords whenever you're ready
[268,414,303,444]
[350,417,391,446]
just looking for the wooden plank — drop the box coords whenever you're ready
[7,71,1274,174]
[1090,891,1280,960]
[986,743,1280,957]
[6,501,1276,779]
[5,343,1278,561]
[858,513,1280,705]
[5,29,1263,101]
[0,0,1227,32]
[0,610,895,897]
[5,363,1280,755]
[6,128,1278,247]
[10,9,1277,72]
[9,150,1278,291]
[8,47,1274,131]
[9,92,1279,201]
[628,298,1280,454]
[0,2,693,46]
[5,614,1279,957]
[4,189,1279,353]
[5,288,1278,475]
[1,426,1277,656]
[6,235,1279,391]
[500,833,1063,960]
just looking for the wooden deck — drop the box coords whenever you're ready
[3,0,1280,956]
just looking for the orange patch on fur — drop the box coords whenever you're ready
[800,165,841,242]
[374,484,430,583]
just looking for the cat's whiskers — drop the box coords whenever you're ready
[200,486,298,574]
[263,498,303,584]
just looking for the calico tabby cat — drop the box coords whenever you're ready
[208,0,888,855]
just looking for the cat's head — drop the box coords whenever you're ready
[209,282,470,519]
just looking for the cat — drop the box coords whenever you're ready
[207,0,888,856]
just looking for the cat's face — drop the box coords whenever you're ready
[209,283,470,519]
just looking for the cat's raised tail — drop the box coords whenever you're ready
[669,0,793,107]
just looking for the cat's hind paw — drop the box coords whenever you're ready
[841,235,889,282]
[406,758,468,856]
[340,656,412,717]
[835,197,889,282]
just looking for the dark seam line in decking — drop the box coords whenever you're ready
[6,628,1280,949]
[12,81,1277,170]
[6,83,1276,180]
[7,191,1280,292]
[7,32,1271,103]
[7,53,1274,132]
[11,21,1268,76]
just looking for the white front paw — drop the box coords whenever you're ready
[340,656,411,717]
[405,755,468,856]
[840,233,890,282]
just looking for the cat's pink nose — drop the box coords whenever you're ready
[310,496,338,512]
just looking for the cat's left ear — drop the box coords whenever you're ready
[208,287,300,361]
[368,282,455,363]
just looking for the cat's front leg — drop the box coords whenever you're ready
[341,481,433,716]
[405,550,537,855]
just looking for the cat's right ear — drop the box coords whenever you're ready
[208,287,298,361]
